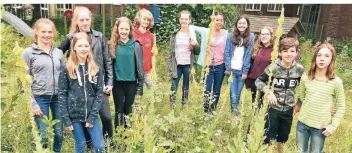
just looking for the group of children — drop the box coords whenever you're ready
[22,6,345,153]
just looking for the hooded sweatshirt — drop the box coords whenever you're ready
[255,58,304,111]
[133,28,154,73]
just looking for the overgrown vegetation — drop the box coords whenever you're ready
[1,4,352,153]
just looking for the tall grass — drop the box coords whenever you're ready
[1,11,351,153]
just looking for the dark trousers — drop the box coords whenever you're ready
[112,80,137,128]
[84,93,113,149]
[264,107,294,144]
[247,78,264,109]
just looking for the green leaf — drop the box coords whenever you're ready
[190,4,197,9]
[1,102,7,110]
[158,140,174,147]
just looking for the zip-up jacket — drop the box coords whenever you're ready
[22,43,64,110]
[58,65,104,127]
[255,58,304,111]
[59,30,113,87]
[133,28,154,74]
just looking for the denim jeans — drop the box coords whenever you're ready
[204,63,225,112]
[170,64,190,107]
[296,121,326,153]
[230,70,245,114]
[34,95,63,152]
[72,119,105,153]
[84,93,113,150]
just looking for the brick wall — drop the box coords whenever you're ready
[75,4,123,18]
[338,5,352,41]
[318,4,352,41]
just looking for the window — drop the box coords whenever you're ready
[6,4,25,19]
[245,4,261,11]
[57,4,72,16]
[267,4,283,12]
[40,4,49,18]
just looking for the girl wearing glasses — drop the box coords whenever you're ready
[246,27,275,108]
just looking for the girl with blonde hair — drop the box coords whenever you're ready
[22,18,64,153]
[59,32,105,153]
[59,6,114,148]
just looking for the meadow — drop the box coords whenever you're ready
[1,21,352,153]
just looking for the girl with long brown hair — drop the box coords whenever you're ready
[224,15,255,115]
[246,26,275,107]
[109,17,144,128]
[189,12,228,113]
[58,32,105,153]
[296,42,345,153]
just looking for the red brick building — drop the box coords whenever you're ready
[317,4,352,41]
[75,4,124,18]
[239,4,352,41]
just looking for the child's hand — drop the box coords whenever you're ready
[33,108,43,116]
[135,95,141,100]
[268,91,278,106]
[321,125,335,137]
[190,39,198,46]
[85,122,94,128]
[224,71,231,76]
[65,125,74,131]
[330,108,336,116]
[103,85,113,94]
[241,74,247,80]
[293,104,301,115]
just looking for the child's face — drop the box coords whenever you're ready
[74,38,90,60]
[316,47,332,69]
[214,15,224,30]
[236,18,248,32]
[260,28,271,45]
[280,47,297,64]
[179,13,191,29]
[35,23,54,45]
[118,22,130,41]
[140,15,150,29]
[77,11,91,32]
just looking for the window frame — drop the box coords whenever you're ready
[245,4,262,11]
[267,4,283,12]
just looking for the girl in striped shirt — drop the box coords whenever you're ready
[296,42,346,153]
[168,10,199,109]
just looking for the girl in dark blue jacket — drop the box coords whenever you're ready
[58,32,105,153]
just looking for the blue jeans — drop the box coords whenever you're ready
[296,121,326,153]
[34,95,63,152]
[72,119,105,153]
[230,70,245,114]
[204,63,225,112]
[170,64,190,105]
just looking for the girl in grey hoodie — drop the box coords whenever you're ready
[22,18,64,153]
